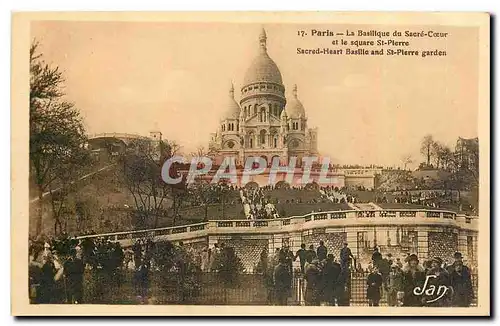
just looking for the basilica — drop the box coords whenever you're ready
[209,28,318,167]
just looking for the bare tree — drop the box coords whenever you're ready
[401,154,413,170]
[190,145,217,161]
[29,40,89,236]
[438,145,454,171]
[420,135,434,167]
[188,181,218,221]
[118,138,186,229]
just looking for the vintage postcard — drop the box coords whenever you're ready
[11,12,490,316]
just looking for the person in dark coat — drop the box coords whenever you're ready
[322,254,341,305]
[367,266,383,306]
[134,259,149,304]
[306,245,317,263]
[132,240,142,269]
[425,257,451,307]
[448,252,474,307]
[305,259,321,306]
[294,243,307,274]
[63,248,85,304]
[317,241,328,261]
[372,247,383,266]
[38,253,57,304]
[387,264,404,306]
[273,256,292,305]
[340,242,354,270]
[402,254,426,307]
[336,265,352,306]
[264,255,276,305]
[282,246,295,274]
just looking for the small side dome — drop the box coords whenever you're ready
[224,83,240,119]
[286,84,306,118]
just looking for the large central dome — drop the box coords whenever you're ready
[243,28,283,86]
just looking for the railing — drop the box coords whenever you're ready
[75,208,478,243]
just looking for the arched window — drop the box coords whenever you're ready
[273,137,278,148]
[249,137,253,148]
[260,130,267,145]
[254,104,258,115]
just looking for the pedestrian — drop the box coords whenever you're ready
[265,254,276,304]
[371,247,383,266]
[367,266,383,306]
[306,245,317,262]
[340,242,354,270]
[387,264,404,306]
[317,240,328,261]
[38,252,58,303]
[294,243,307,274]
[402,254,425,306]
[273,256,292,305]
[322,254,341,306]
[304,259,321,306]
[425,257,451,307]
[134,259,149,304]
[449,252,474,307]
[201,247,209,272]
[282,246,294,274]
[63,248,85,304]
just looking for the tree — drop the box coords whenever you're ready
[420,135,434,167]
[431,141,443,169]
[47,147,90,235]
[214,181,231,219]
[190,145,217,162]
[29,40,89,236]
[166,140,182,157]
[401,154,413,170]
[119,138,187,229]
[439,146,454,171]
[454,138,479,184]
[188,181,217,221]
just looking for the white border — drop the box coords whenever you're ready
[3,1,497,326]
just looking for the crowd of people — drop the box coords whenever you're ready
[260,242,475,307]
[319,186,357,204]
[28,233,247,304]
[29,232,475,307]
[373,190,476,213]
[240,187,279,220]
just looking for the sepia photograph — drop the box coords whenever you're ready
[11,12,490,316]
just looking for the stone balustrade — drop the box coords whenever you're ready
[76,209,478,247]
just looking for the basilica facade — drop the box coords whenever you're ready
[209,28,318,167]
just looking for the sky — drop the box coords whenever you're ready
[31,21,479,167]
